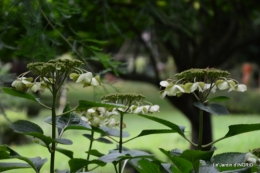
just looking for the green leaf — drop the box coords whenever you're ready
[199,165,219,173]
[76,100,124,111]
[159,148,193,173]
[207,96,230,102]
[224,123,260,139]
[10,120,43,134]
[137,159,161,173]
[55,138,73,145]
[193,102,229,115]
[85,149,104,157]
[10,120,71,147]
[212,152,253,172]
[0,145,47,173]
[98,152,126,163]
[126,129,181,143]
[55,147,74,159]
[137,114,186,137]
[95,137,113,144]
[1,87,36,102]
[98,126,130,138]
[0,162,31,172]
[44,113,91,133]
[69,158,105,173]
[180,149,214,162]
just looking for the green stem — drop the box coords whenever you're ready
[198,109,203,150]
[50,90,57,173]
[85,130,95,172]
[118,113,124,173]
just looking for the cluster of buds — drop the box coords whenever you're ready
[11,59,102,92]
[159,68,247,99]
[82,93,160,128]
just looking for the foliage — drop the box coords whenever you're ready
[1,65,260,173]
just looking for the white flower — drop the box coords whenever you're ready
[76,72,93,83]
[234,84,247,92]
[149,105,160,113]
[11,77,33,92]
[30,82,46,92]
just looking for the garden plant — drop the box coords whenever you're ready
[1,59,260,173]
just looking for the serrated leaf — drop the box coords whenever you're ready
[76,100,124,111]
[126,129,181,143]
[137,114,186,137]
[224,123,260,139]
[69,158,106,173]
[207,96,230,103]
[193,102,229,115]
[56,147,74,159]
[1,87,36,102]
[0,162,31,172]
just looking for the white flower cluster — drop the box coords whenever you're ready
[159,79,247,98]
[11,71,102,92]
[83,105,160,127]
[69,72,102,87]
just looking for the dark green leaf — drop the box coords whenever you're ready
[76,100,124,111]
[1,87,36,102]
[44,113,91,133]
[137,159,160,173]
[0,146,47,173]
[55,138,73,145]
[10,120,43,134]
[99,126,130,138]
[10,120,70,147]
[56,147,74,159]
[85,149,104,157]
[180,149,214,162]
[224,123,260,139]
[126,129,182,143]
[98,153,125,163]
[193,102,229,115]
[55,169,70,173]
[207,96,230,102]
[0,162,31,172]
[159,148,192,173]
[83,134,94,141]
[69,158,105,173]
[95,137,113,144]
[137,114,186,137]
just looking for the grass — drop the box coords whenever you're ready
[1,81,260,173]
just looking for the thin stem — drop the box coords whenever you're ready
[118,113,124,173]
[202,137,225,148]
[50,89,57,173]
[85,130,95,172]
[197,109,204,150]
